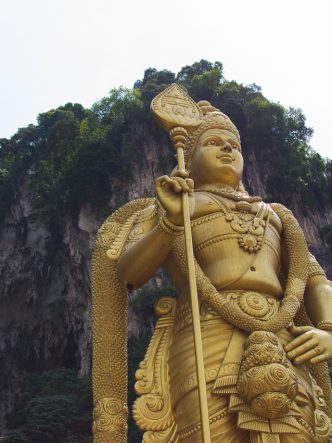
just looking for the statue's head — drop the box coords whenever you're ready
[186,101,244,190]
[151,84,244,191]
[185,101,241,159]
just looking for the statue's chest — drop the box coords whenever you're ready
[192,209,273,255]
[192,211,236,243]
[191,193,282,257]
[190,211,282,285]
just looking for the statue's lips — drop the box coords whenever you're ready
[217,153,233,163]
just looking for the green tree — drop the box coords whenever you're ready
[134,68,175,109]
[6,369,92,443]
[177,59,224,102]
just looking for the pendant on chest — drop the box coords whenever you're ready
[225,201,267,254]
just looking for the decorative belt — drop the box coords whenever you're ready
[222,290,280,320]
[175,291,280,332]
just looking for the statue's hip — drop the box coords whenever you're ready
[167,291,329,442]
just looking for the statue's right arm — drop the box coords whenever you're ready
[117,173,194,290]
[117,207,176,290]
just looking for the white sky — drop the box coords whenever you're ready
[1,0,331,159]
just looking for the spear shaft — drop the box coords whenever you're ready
[171,127,211,442]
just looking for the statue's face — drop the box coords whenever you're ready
[190,129,243,188]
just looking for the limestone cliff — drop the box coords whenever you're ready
[0,125,331,437]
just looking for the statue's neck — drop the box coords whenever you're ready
[193,181,238,191]
[194,185,262,203]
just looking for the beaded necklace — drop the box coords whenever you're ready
[195,186,262,203]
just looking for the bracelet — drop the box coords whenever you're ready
[317,321,332,331]
[308,270,326,279]
[157,215,184,236]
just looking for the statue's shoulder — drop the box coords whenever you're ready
[192,191,223,219]
[268,202,296,222]
[269,202,293,214]
[267,202,306,236]
[94,198,156,254]
[267,202,296,235]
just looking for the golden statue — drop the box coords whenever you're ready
[92,84,332,443]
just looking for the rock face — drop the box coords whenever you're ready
[0,180,96,433]
[0,124,331,435]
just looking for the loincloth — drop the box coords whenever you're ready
[168,290,331,442]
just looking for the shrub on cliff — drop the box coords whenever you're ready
[6,369,92,443]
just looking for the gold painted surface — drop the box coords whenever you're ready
[133,297,177,438]
[151,83,203,133]
[92,198,155,443]
[92,84,332,442]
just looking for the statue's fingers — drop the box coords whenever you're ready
[284,331,313,352]
[310,353,328,365]
[157,176,182,193]
[288,325,312,336]
[155,176,169,200]
[170,177,190,193]
[155,176,183,203]
[170,181,182,193]
[155,175,171,193]
[294,345,325,364]
[155,175,169,189]
[171,169,188,179]
[286,338,318,359]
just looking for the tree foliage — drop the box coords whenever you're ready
[176,60,224,102]
[1,59,331,227]
[6,369,92,443]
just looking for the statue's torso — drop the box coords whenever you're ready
[165,192,321,442]
[166,191,284,298]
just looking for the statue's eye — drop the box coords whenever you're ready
[207,140,216,145]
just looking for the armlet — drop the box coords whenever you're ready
[308,252,326,280]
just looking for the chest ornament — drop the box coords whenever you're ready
[225,212,266,253]
[198,190,269,254]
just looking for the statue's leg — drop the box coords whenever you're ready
[169,315,247,441]
[176,382,250,442]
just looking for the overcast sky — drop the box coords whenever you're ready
[1,0,331,159]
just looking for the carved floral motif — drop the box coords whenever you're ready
[92,397,128,434]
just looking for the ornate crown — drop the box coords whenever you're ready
[150,84,241,163]
[185,101,241,162]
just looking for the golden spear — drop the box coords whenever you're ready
[151,84,211,442]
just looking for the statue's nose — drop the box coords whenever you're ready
[222,144,232,153]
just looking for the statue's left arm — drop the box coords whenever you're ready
[285,255,332,365]
[305,257,332,328]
